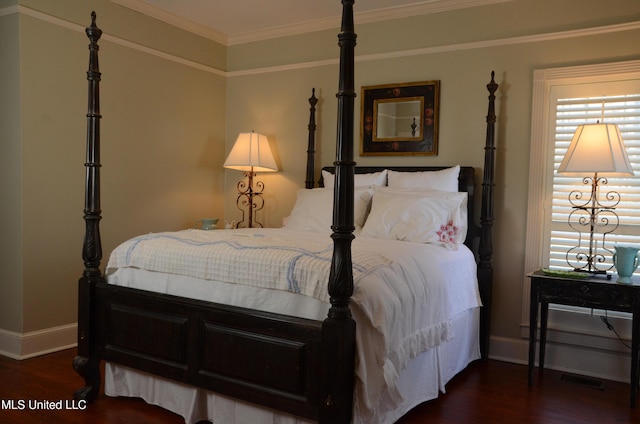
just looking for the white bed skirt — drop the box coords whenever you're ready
[105,307,480,424]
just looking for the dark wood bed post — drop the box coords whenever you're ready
[320,1,356,423]
[479,71,497,359]
[72,11,103,402]
[305,88,318,189]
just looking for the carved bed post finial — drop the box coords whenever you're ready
[73,11,104,404]
[478,70,497,359]
[305,88,318,189]
[320,1,356,423]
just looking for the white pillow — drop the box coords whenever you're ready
[387,165,460,192]
[360,188,468,249]
[284,187,373,233]
[321,169,387,188]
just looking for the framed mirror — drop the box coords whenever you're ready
[361,81,440,156]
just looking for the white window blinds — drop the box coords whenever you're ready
[549,94,640,271]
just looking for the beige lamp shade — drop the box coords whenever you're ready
[224,131,277,172]
[558,123,633,176]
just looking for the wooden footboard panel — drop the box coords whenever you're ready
[95,282,324,420]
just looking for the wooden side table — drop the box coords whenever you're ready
[527,270,640,407]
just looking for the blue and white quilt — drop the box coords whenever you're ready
[106,227,480,415]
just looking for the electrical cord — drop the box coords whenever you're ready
[600,312,632,350]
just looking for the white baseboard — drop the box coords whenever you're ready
[489,334,631,384]
[0,324,77,360]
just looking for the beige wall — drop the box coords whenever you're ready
[0,0,226,342]
[224,0,640,344]
[0,9,23,333]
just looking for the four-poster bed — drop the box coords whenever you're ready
[73,2,497,423]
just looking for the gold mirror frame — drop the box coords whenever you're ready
[361,81,440,156]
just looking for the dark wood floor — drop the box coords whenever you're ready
[0,349,638,423]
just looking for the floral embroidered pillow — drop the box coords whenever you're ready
[360,188,467,249]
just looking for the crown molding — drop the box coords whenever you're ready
[110,0,228,45]
[355,0,509,26]
[228,20,640,77]
[9,4,639,79]
[10,5,226,77]
[110,0,511,46]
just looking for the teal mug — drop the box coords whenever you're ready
[196,218,219,230]
[613,245,640,284]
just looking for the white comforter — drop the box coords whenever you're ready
[105,228,481,416]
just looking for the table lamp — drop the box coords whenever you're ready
[224,131,277,228]
[557,122,633,274]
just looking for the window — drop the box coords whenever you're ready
[549,91,640,272]
[523,60,640,326]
